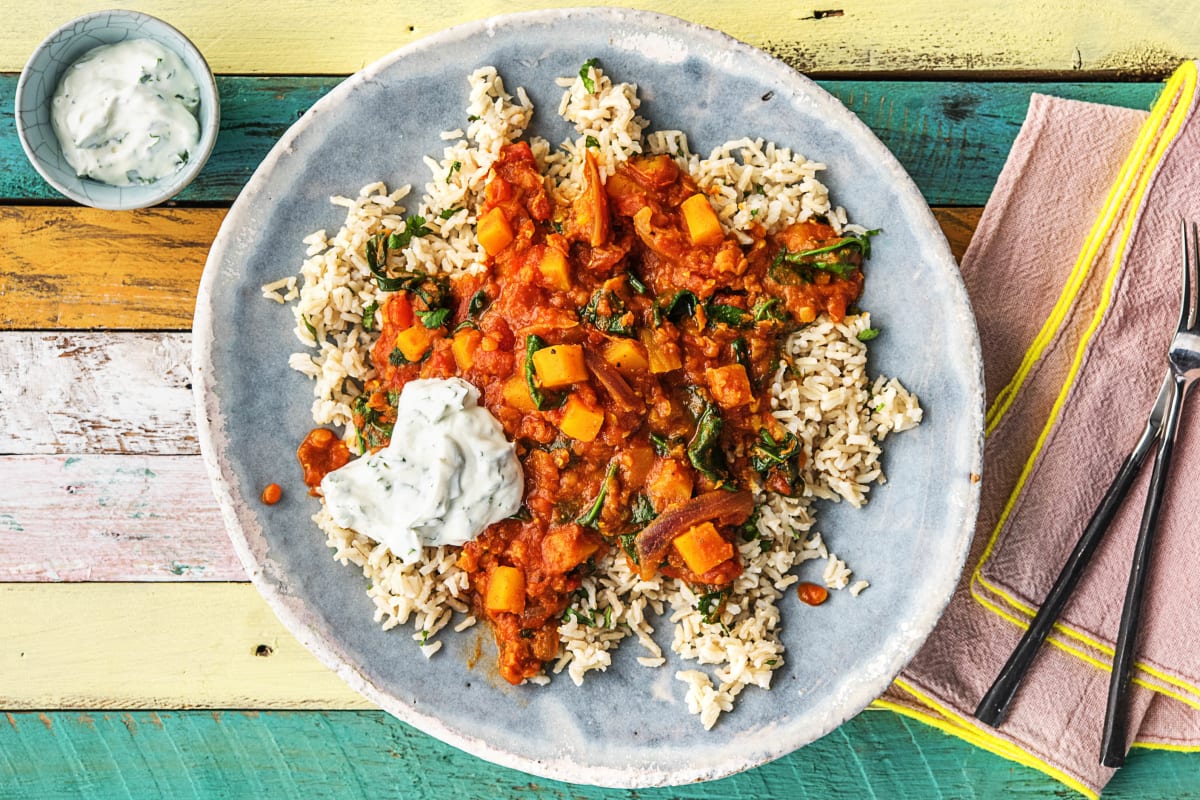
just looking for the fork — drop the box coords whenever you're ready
[1100,220,1200,767]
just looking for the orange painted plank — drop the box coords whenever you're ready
[0,207,222,330]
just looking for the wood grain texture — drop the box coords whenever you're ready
[0,1,1195,76]
[0,709,1194,799]
[0,209,976,331]
[0,207,220,329]
[0,332,195,453]
[0,583,372,709]
[0,78,1160,206]
[0,455,237,581]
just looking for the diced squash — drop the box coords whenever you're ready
[485,565,526,614]
[538,247,572,291]
[478,207,514,256]
[603,339,650,373]
[680,193,724,247]
[672,521,734,576]
[645,457,694,512]
[706,363,753,409]
[558,394,605,442]
[639,329,682,374]
[451,328,482,371]
[395,323,434,362]
[502,375,537,413]
[533,344,588,388]
[383,293,414,329]
[542,527,601,573]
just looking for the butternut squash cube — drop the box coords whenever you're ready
[477,207,514,256]
[485,565,526,614]
[680,193,724,247]
[673,521,734,576]
[706,363,753,409]
[603,339,649,373]
[542,527,601,574]
[538,247,572,291]
[639,329,683,374]
[395,323,434,362]
[451,328,482,371]
[502,375,537,413]
[558,394,604,442]
[645,457,693,512]
[532,344,588,388]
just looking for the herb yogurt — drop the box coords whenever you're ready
[320,378,524,564]
[51,38,200,186]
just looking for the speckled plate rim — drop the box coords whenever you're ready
[194,7,984,787]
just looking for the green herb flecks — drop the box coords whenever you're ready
[649,432,672,457]
[365,217,432,291]
[416,307,450,330]
[585,135,600,149]
[752,297,788,323]
[523,335,567,411]
[687,399,729,487]
[750,428,801,475]
[770,228,880,285]
[581,289,636,337]
[576,460,619,529]
[446,161,461,183]
[439,206,463,220]
[857,327,881,341]
[630,493,657,527]
[579,58,599,92]
[706,302,751,328]
[361,301,378,331]
[351,391,398,454]
[662,289,699,324]
[627,271,649,295]
[697,588,729,625]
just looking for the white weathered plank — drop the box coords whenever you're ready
[0,332,194,456]
[0,454,241,581]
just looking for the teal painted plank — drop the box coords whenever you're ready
[0,710,1194,799]
[0,76,1160,207]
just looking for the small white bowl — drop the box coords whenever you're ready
[14,10,219,210]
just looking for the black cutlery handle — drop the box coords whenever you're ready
[974,444,1150,727]
[1100,383,1185,768]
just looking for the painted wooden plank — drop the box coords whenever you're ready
[0,455,239,582]
[0,332,195,454]
[0,1,1195,77]
[0,77,1160,206]
[0,710,1194,799]
[0,207,978,333]
[0,207,218,329]
[0,582,372,709]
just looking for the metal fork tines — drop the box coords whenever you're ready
[973,221,1200,769]
[1101,220,1200,767]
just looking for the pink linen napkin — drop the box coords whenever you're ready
[878,62,1200,797]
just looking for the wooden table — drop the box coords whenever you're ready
[3,3,1199,797]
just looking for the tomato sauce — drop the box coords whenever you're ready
[355,144,865,684]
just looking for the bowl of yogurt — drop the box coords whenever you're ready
[15,10,219,210]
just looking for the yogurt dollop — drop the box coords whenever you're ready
[51,38,201,186]
[321,377,524,564]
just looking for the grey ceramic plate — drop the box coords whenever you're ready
[194,8,983,788]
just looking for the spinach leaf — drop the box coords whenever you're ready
[576,460,619,529]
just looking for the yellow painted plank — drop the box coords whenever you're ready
[3,1,1194,76]
[0,206,216,330]
[0,583,372,709]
